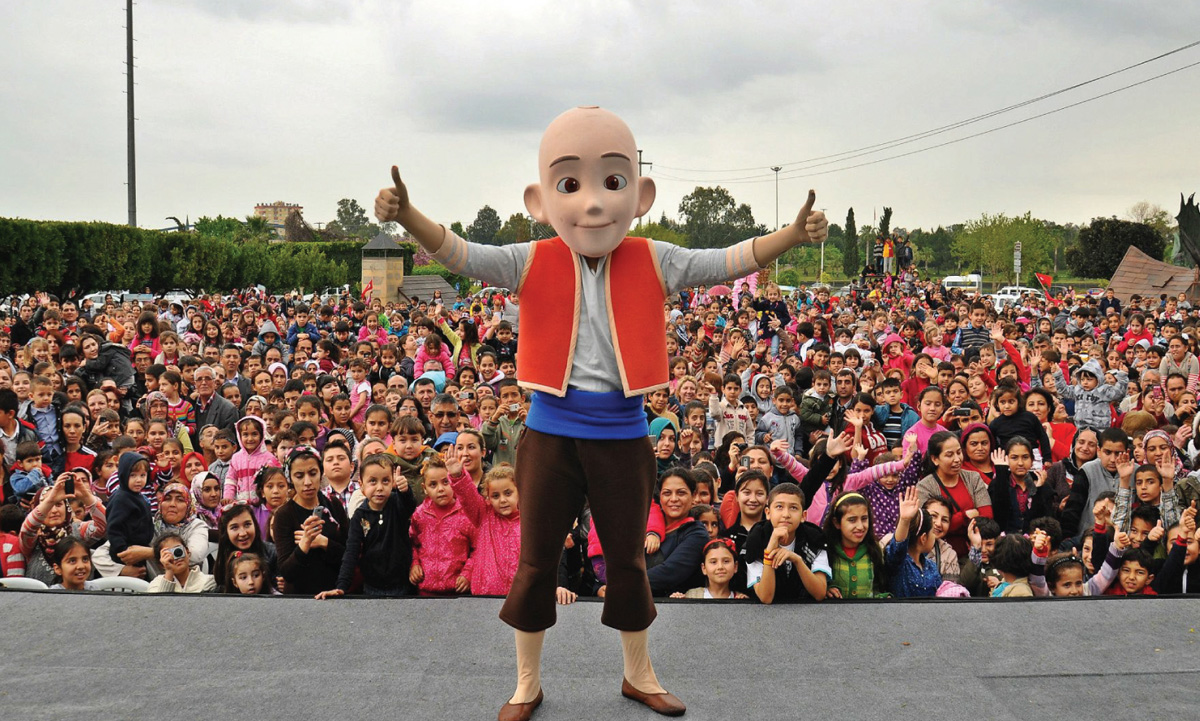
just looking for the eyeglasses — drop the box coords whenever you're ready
[432,411,459,418]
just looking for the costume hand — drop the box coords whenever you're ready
[374,166,411,223]
[315,589,344,600]
[556,587,578,605]
[409,562,424,585]
[454,576,470,593]
[792,190,828,245]
[644,533,661,554]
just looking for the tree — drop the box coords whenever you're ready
[1126,201,1175,239]
[952,212,1060,284]
[911,226,957,274]
[494,213,532,246]
[450,221,466,238]
[467,205,501,246]
[879,207,893,237]
[632,221,688,247]
[677,186,766,249]
[1071,217,1166,278]
[842,207,858,276]
[328,198,377,238]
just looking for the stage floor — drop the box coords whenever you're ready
[1,592,1197,720]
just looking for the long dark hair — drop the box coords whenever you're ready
[822,492,887,592]
[135,310,160,339]
[214,504,268,591]
[921,430,960,478]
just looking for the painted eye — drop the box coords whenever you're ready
[556,177,580,194]
[604,174,627,191]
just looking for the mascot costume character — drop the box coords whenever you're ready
[374,106,828,720]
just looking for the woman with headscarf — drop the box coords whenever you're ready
[153,481,211,571]
[649,417,679,477]
[1044,428,1099,522]
[18,473,106,584]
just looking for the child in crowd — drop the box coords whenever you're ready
[447,449,520,596]
[744,482,829,604]
[224,416,277,505]
[669,538,748,600]
[988,533,1034,597]
[885,487,941,597]
[319,454,416,598]
[228,552,275,595]
[49,537,99,591]
[822,492,888,599]
[408,455,474,596]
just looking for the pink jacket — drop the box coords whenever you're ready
[450,469,519,595]
[409,497,474,593]
[357,326,389,344]
[224,416,279,502]
[415,341,455,375]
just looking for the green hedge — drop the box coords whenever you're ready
[306,240,415,284]
[412,263,470,294]
[0,218,357,294]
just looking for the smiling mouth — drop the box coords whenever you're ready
[575,221,615,230]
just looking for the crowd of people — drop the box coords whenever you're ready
[1,271,1198,602]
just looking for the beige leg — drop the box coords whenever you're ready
[509,629,545,705]
[620,629,666,695]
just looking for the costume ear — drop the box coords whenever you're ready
[524,184,546,224]
[636,176,656,219]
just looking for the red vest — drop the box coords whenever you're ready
[516,237,668,398]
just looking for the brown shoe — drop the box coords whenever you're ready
[498,689,543,721]
[621,678,686,716]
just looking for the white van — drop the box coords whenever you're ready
[942,274,982,295]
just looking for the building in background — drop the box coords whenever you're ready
[254,201,301,239]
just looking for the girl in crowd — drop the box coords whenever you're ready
[885,487,941,598]
[273,446,348,595]
[448,449,519,596]
[49,537,99,591]
[669,538,748,600]
[147,533,216,593]
[408,455,474,596]
[214,504,277,592]
[823,491,888,599]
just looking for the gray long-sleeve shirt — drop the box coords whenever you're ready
[433,229,761,393]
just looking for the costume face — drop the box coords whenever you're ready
[525,107,655,258]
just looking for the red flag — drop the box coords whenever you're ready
[1034,273,1056,305]
[360,279,374,300]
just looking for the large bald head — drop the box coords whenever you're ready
[524,107,655,258]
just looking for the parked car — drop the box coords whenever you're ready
[943,274,983,295]
[990,286,1042,311]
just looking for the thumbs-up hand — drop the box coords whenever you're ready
[793,190,828,245]
[375,166,411,223]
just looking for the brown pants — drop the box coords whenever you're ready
[499,429,657,632]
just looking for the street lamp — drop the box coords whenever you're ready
[772,166,781,279]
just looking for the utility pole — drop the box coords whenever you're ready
[636,149,652,228]
[126,1,136,227]
[772,166,781,279]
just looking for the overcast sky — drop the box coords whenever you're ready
[3,0,1200,237]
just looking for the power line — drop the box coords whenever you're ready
[651,58,1200,186]
[654,39,1200,178]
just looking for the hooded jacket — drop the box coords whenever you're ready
[409,495,475,594]
[250,320,289,363]
[106,453,154,557]
[450,468,519,596]
[79,340,136,394]
[225,416,279,502]
[1039,361,1127,432]
[756,403,802,456]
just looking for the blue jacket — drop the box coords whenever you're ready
[286,321,321,350]
[872,403,919,439]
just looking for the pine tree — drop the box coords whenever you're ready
[842,207,858,277]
